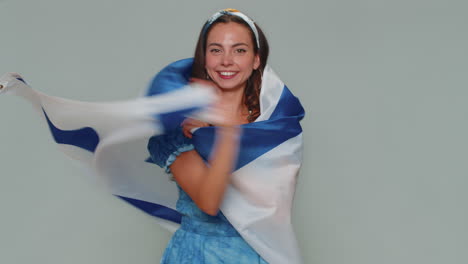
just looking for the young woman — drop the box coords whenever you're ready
[0,8,304,264]
[147,9,304,264]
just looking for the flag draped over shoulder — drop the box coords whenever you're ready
[0,58,305,264]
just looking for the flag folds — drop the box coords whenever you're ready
[0,58,305,264]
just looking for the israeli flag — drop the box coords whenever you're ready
[0,58,305,264]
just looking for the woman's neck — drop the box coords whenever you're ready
[217,87,250,125]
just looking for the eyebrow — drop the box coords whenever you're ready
[207,43,250,48]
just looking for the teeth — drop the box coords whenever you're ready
[219,72,236,76]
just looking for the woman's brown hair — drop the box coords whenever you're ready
[191,14,270,122]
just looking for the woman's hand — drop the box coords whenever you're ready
[181,118,210,138]
[181,77,222,138]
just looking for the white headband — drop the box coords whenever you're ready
[203,8,260,49]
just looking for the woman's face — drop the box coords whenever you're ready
[205,22,260,92]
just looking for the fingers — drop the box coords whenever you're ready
[181,118,210,139]
[182,127,193,139]
[182,118,210,128]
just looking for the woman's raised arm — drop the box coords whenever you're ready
[170,125,240,216]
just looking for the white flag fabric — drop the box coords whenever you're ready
[0,70,215,231]
[0,58,305,264]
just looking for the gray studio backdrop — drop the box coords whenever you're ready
[1,0,467,263]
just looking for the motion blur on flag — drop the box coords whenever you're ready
[0,67,216,231]
[0,58,305,264]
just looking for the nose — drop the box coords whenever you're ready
[221,52,234,66]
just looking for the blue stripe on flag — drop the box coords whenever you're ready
[193,86,304,170]
[146,58,193,96]
[117,195,182,223]
[269,85,305,120]
[42,109,100,152]
[16,77,27,84]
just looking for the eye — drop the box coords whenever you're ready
[209,48,222,54]
[235,48,247,53]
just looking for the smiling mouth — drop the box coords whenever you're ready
[217,71,238,79]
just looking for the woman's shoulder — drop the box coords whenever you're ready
[147,128,194,173]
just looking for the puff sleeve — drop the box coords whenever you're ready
[147,128,194,173]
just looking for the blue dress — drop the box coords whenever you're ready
[148,130,268,264]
